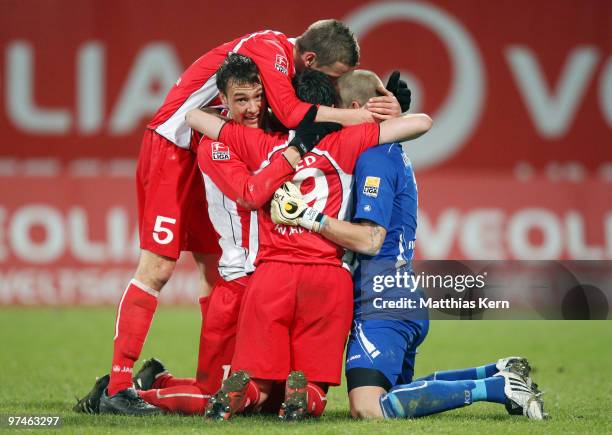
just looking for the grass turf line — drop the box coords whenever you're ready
[0,307,610,434]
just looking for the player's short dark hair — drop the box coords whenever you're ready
[296,19,359,67]
[216,53,261,95]
[293,69,338,107]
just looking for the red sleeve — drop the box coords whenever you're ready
[198,138,294,210]
[237,38,311,128]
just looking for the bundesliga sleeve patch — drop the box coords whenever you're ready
[363,176,380,197]
[275,54,289,75]
[211,142,230,160]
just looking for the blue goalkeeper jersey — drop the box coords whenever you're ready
[351,142,418,315]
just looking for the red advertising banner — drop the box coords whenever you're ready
[417,175,611,261]
[1,171,610,305]
[0,170,202,305]
[1,0,610,172]
[1,0,611,304]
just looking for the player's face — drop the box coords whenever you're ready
[222,80,267,129]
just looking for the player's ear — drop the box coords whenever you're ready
[302,52,316,68]
[351,101,361,109]
[219,91,229,107]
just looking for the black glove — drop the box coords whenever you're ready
[386,70,412,113]
[289,105,342,156]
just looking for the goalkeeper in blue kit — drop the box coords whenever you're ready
[271,70,547,420]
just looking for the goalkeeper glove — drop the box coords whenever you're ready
[270,182,327,233]
[289,106,342,157]
[386,70,412,113]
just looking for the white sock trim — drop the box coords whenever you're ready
[130,279,160,298]
[113,283,131,340]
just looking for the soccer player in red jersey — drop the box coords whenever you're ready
[132,54,307,415]
[186,69,431,421]
[94,20,400,415]
[74,53,331,416]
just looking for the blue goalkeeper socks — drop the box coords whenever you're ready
[416,363,498,381]
[380,377,506,418]
[471,377,506,404]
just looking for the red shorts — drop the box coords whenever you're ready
[232,262,353,385]
[136,130,220,259]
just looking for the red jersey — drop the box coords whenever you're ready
[197,132,295,280]
[148,30,312,150]
[218,122,381,267]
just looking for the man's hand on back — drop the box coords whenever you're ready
[289,106,342,156]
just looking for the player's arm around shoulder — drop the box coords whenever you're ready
[315,104,376,126]
[320,148,400,256]
[270,181,386,255]
[319,152,389,256]
[379,113,433,144]
[320,218,387,257]
[186,108,227,140]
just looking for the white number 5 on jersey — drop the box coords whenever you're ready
[153,216,176,245]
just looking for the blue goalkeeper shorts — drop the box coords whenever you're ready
[345,318,429,391]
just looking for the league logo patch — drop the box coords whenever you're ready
[275,54,289,75]
[211,142,230,160]
[363,176,380,198]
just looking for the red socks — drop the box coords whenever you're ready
[107,279,159,396]
[150,295,211,390]
[195,281,245,392]
[237,380,261,412]
[129,297,211,415]
[138,386,210,415]
[306,383,327,417]
[152,374,195,389]
[195,295,214,387]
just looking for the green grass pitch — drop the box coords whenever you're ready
[1,307,610,434]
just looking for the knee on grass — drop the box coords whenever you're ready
[350,402,384,419]
[349,387,386,419]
